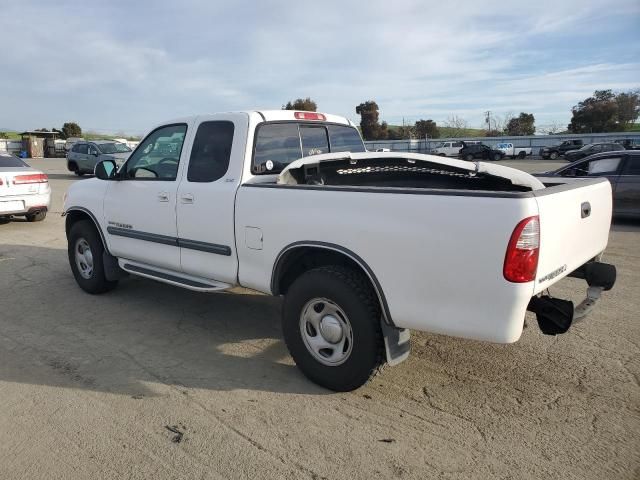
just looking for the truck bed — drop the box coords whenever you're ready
[237,153,612,343]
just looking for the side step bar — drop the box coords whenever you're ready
[527,261,616,335]
[120,261,231,292]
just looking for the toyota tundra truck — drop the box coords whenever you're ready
[63,110,617,391]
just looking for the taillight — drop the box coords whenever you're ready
[13,173,48,184]
[294,111,326,121]
[504,216,540,283]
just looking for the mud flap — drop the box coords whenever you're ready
[380,320,411,366]
[528,296,574,335]
[103,252,127,281]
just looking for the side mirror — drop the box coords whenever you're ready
[94,160,117,180]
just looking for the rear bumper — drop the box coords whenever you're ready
[527,260,616,335]
[0,192,51,215]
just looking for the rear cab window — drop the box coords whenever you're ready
[253,122,364,174]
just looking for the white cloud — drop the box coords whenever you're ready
[0,0,638,132]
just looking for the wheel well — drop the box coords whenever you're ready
[65,210,107,251]
[272,245,392,324]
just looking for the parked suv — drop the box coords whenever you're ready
[458,142,504,161]
[564,143,624,162]
[67,140,132,176]
[540,140,583,160]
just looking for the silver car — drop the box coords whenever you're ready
[66,140,132,176]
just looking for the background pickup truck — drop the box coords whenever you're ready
[540,139,584,159]
[63,110,616,391]
[495,143,532,159]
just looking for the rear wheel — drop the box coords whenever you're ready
[517,151,526,159]
[549,151,559,160]
[491,152,502,161]
[282,265,385,391]
[68,220,118,294]
[464,153,474,161]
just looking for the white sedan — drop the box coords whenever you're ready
[0,153,51,222]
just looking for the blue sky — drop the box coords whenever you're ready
[1,0,638,135]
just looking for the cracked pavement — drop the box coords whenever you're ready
[0,158,638,479]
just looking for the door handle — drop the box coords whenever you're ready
[180,194,194,204]
[157,192,169,202]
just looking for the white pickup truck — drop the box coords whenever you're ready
[495,143,533,159]
[63,110,616,391]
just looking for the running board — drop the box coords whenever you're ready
[120,261,231,292]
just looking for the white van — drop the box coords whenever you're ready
[431,141,480,157]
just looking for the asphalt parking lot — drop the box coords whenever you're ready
[1,157,639,479]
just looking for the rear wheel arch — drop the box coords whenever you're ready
[271,242,393,326]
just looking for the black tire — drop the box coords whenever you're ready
[75,170,85,176]
[282,265,385,391]
[517,151,526,159]
[26,210,46,222]
[491,152,502,161]
[68,220,118,294]
[549,151,559,160]
[464,153,474,161]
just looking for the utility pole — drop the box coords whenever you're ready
[484,111,492,132]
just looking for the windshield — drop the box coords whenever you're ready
[0,153,28,168]
[579,145,593,151]
[98,142,131,154]
[433,142,445,148]
[496,143,510,149]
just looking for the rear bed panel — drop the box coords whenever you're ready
[533,178,612,294]
[236,185,538,343]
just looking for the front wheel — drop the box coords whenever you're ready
[282,266,385,391]
[549,151,559,160]
[68,220,118,294]
[464,153,474,161]
[491,153,502,161]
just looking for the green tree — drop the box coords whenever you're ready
[355,101,386,140]
[505,112,535,136]
[568,90,620,133]
[616,90,640,129]
[414,119,440,139]
[62,122,82,139]
[283,97,317,112]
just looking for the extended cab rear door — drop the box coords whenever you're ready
[175,113,248,284]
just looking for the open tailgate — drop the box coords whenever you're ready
[533,178,612,294]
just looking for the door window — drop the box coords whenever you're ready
[452,142,462,148]
[187,121,235,182]
[565,157,622,176]
[88,144,99,156]
[622,157,640,175]
[76,144,88,154]
[123,124,187,180]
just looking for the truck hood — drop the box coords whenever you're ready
[277,152,545,190]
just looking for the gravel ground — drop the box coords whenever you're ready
[0,158,638,479]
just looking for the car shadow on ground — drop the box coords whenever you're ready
[0,244,329,397]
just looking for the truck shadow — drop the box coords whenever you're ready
[0,244,328,397]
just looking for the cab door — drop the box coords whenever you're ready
[103,123,192,271]
[615,154,640,217]
[176,114,247,283]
